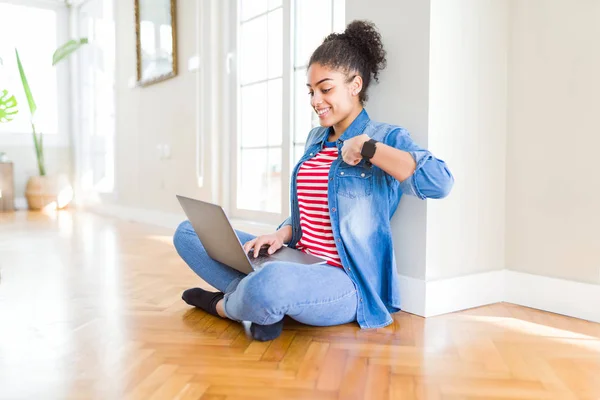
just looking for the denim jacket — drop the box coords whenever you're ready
[278,109,454,328]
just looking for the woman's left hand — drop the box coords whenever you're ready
[341,134,370,166]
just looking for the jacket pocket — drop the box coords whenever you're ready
[336,165,373,198]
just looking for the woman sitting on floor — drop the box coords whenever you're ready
[173,20,454,341]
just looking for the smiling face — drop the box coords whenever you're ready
[306,63,363,136]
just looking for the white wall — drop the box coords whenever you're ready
[346,0,431,280]
[112,0,223,215]
[427,0,509,280]
[507,0,600,285]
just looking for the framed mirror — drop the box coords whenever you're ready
[134,0,177,86]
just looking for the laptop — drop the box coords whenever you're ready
[176,195,327,275]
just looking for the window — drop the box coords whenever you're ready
[292,0,345,163]
[236,1,284,215]
[232,0,344,223]
[74,0,116,194]
[0,2,61,135]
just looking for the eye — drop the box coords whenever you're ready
[322,88,331,93]
[308,91,314,96]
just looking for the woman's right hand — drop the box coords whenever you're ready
[243,233,284,258]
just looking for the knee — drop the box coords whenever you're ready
[243,263,292,311]
[173,220,194,252]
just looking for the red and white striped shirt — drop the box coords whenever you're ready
[296,142,343,268]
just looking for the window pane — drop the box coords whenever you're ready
[240,0,268,22]
[267,8,282,79]
[238,149,267,211]
[294,0,333,67]
[241,82,268,147]
[0,4,58,134]
[294,68,316,144]
[267,78,282,146]
[238,148,281,213]
[266,147,282,213]
[240,15,267,84]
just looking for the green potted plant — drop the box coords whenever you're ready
[15,38,87,210]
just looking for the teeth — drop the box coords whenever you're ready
[317,108,330,115]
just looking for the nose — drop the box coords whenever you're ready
[311,92,322,108]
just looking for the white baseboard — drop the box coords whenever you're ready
[399,270,505,318]
[398,275,427,316]
[400,270,600,323]
[505,270,600,324]
[83,203,277,235]
[425,270,505,317]
[85,203,185,230]
[82,203,600,324]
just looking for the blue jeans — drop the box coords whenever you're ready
[173,221,358,326]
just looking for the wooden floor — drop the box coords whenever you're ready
[1,211,599,400]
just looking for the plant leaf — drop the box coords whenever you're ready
[31,124,45,176]
[15,48,36,117]
[52,38,88,66]
[0,89,19,123]
[39,125,43,151]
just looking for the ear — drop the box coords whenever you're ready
[351,74,363,96]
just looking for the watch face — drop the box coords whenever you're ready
[361,140,377,159]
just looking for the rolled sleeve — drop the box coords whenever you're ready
[277,216,292,231]
[385,128,454,200]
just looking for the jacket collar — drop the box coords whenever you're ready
[316,109,371,146]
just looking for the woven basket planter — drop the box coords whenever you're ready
[25,174,73,210]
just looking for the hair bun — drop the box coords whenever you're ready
[342,20,387,83]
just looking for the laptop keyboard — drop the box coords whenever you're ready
[247,247,272,267]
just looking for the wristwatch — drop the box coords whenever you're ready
[360,138,378,166]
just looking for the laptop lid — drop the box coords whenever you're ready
[176,195,255,274]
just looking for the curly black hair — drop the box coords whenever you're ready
[308,20,387,103]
